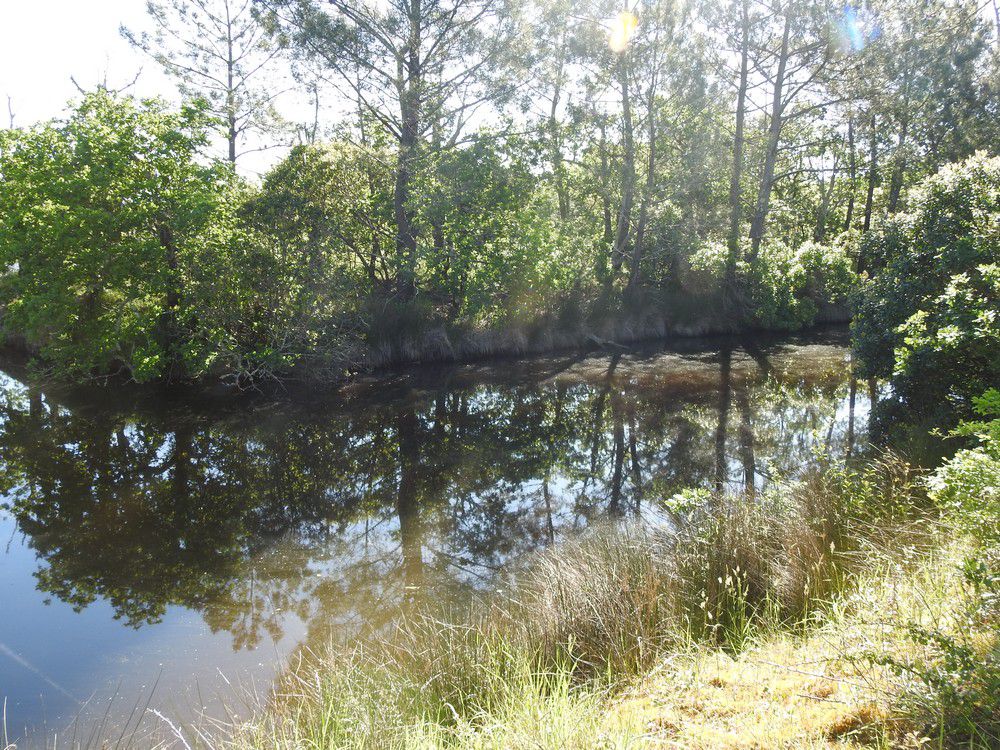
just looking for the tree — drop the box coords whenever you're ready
[258,0,523,300]
[832,0,995,243]
[721,0,752,290]
[744,0,840,261]
[122,0,286,164]
[626,0,702,292]
[853,154,1000,416]
[0,91,235,381]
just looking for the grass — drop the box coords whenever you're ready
[222,451,1000,749]
[614,533,988,749]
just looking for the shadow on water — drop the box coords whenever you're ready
[0,328,872,747]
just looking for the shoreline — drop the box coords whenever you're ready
[0,308,852,399]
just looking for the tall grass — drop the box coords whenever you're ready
[228,454,930,750]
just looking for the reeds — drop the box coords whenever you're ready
[228,455,930,749]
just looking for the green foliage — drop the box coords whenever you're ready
[0,90,237,381]
[746,239,855,330]
[927,391,1000,545]
[688,237,855,330]
[870,611,1000,748]
[415,139,578,326]
[0,99,377,384]
[853,154,1000,414]
[2,0,994,386]
[871,398,1000,747]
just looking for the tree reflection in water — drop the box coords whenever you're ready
[0,332,870,652]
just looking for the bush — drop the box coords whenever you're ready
[927,390,1000,545]
[0,90,233,381]
[866,393,1000,746]
[853,153,1000,416]
[687,237,855,330]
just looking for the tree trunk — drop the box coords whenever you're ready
[814,161,837,241]
[843,115,857,231]
[226,9,237,164]
[358,82,382,290]
[886,111,910,214]
[598,119,614,280]
[628,72,658,294]
[748,13,792,263]
[862,112,877,235]
[431,116,447,291]
[611,55,635,275]
[394,0,423,301]
[548,37,570,223]
[725,0,750,286]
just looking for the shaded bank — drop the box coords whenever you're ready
[357,298,853,371]
[0,297,853,386]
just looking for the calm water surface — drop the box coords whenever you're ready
[0,330,871,747]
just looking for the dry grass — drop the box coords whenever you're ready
[616,640,886,749]
[227,456,999,750]
[611,532,996,750]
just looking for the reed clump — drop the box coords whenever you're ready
[227,454,945,749]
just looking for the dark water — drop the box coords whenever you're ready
[0,330,870,747]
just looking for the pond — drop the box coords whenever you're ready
[0,329,871,747]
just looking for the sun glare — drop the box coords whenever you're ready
[835,4,879,53]
[609,11,638,53]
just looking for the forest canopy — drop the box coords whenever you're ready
[0,0,997,385]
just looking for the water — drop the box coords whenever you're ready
[0,330,870,747]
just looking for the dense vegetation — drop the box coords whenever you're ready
[854,154,1000,420]
[1,0,996,384]
[226,159,1000,748]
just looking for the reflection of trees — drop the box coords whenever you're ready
[0,337,867,650]
[715,347,733,491]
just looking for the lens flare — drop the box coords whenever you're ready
[609,11,638,53]
[841,6,865,51]
[835,4,879,53]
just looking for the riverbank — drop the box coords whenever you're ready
[0,263,853,386]
[0,305,853,398]
[356,296,852,371]
[226,443,1000,749]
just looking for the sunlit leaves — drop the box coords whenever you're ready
[853,153,1000,417]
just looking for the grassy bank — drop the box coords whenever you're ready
[226,438,999,749]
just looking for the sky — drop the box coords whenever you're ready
[0,1,298,175]
[1,2,176,125]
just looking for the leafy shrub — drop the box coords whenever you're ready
[870,612,1000,747]
[687,238,855,330]
[853,153,1000,415]
[0,91,232,381]
[927,390,1000,545]
[870,393,1000,746]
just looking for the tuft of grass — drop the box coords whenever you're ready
[226,455,937,750]
[611,527,982,749]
